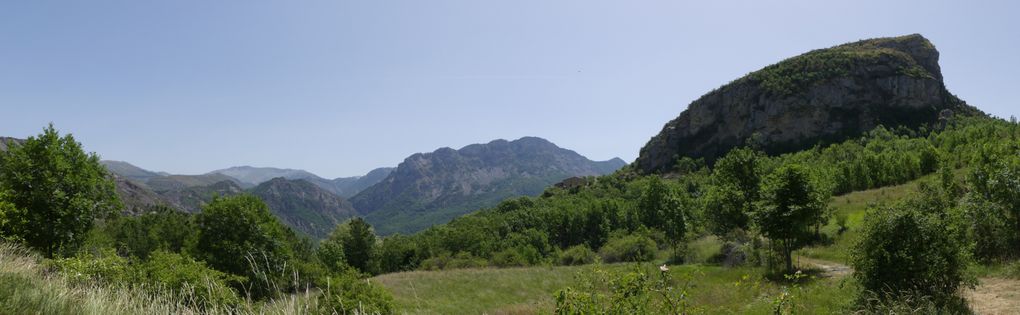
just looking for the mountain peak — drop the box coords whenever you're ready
[634,34,980,174]
[351,137,626,235]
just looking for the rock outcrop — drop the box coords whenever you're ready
[635,34,980,173]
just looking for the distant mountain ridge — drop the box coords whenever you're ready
[14,135,624,238]
[351,136,627,235]
[209,166,394,198]
[251,178,360,239]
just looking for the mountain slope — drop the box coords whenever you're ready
[210,166,393,198]
[635,34,980,173]
[155,180,244,213]
[0,137,24,152]
[100,160,165,183]
[250,178,359,239]
[331,167,396,197]
[351,137,627,235]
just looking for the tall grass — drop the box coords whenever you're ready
[0,242,374,315]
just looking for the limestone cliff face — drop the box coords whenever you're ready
[635,34,979,173]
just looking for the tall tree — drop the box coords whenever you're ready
[753,164,826,273]
[0,125,120,257]
[637,177,688,260]
[330,217,377,274]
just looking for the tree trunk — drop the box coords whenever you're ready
[784,240,793,273]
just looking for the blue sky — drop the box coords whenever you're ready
[2,1,1018,178]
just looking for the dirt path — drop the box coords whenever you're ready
[796,257,851,278]
[797,257,1020,314]
[965,277,1020,315]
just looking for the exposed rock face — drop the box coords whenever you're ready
[351,137,627,235]
[635,34,980,174]
[251,177,359,239]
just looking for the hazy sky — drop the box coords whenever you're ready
[2,1,1018,178]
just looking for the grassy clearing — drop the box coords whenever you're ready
[373,262,855,314]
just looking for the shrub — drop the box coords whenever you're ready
[47,248,133,285]
[99,206,196,259]
[559,245,597,266]
[491,246,542,267]
[317,270,396,315]
[959,194,1013,263]
[598,234,656,263]
[850,202,974,307]
[134,250,241,308]
[419,252,487,270]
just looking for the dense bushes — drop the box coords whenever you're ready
[559,245,597,266]
[598,233,657,263]
[48,249,242,308]
[850,189,974,309]
[317,270,396,315]
[193,195,297,299]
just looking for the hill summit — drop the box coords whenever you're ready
[635,34,980,173]
[351,136,626,235]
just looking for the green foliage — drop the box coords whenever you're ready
[419,252,488,270]
[316,235,348,274]
[713,148,767,204]
[327,217,378,274]
[850,196,974,307]
[754,164,828,272]
[376,234,421,274]
[554,264,695,315]
[559,244,597,266]
[192,194,295,299]
[598,233,657,263]
[317,270,396,314]
[48,248,133,285]
[702,182,749,238]
[132,250,242,308]
[746,35,933,95]
[0,125,120,257]
[98,206,196,259]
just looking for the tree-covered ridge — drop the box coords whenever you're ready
[744,34,936,96]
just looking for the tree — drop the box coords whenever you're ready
[317,234,348,274]
[637,177,688,260]
[702,182,750,238]
[713,148,766,206]
[326,217,377,274]
[192,194,293,299]
[0,125,120,257]
[753,164,826,273]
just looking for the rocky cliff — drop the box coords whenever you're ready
[635,34,980,173]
